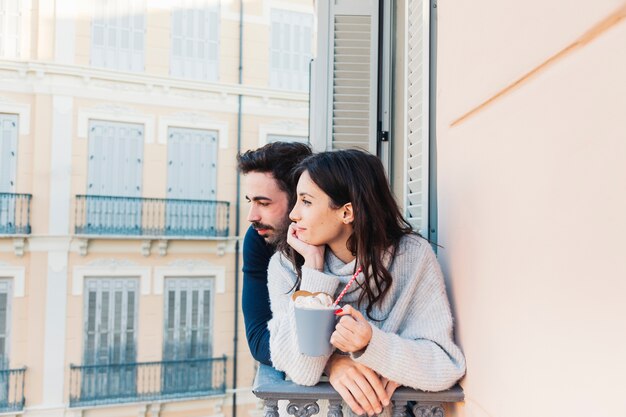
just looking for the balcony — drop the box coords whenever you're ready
[0,193,32,235]
[68,356,226,407]
[74,195,230,238]
[253,364,464,417]
[0,367,26,413]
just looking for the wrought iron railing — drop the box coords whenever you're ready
[69,356,227,407]
[74,195,230,237]
[0,193,32,235]
[253,364,464,417]
[0,367,26,413]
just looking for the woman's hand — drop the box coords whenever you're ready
[286,222,325,271]
[331,305,373,353]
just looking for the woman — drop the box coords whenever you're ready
[267,150,465,412]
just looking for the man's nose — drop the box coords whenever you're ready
[247,205,260,222]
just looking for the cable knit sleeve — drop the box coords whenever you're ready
[351,242,466,391]
[267,253,341,386]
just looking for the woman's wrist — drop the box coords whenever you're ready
[303,254,324,271]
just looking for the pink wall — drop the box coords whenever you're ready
[436,2,626,416]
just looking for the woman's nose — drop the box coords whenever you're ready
[289,205,300,222]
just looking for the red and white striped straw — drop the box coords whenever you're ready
[333,266,362,307]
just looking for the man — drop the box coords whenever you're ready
[237,142,396,416]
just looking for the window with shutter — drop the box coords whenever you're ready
[405,0,430,236]
[82,277,138,398]
[0,114,18,193]
[162,277,213,393]
[0,279,12,369]
[91,0,146,72]
[171,0,220,81]
[269,9,313,92]
[0,0,21,58]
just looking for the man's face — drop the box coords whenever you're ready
[243,171,290,244]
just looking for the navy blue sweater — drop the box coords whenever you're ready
[242,225,275,365]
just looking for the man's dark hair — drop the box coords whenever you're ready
[237,141,312,205]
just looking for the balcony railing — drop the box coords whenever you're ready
[74,195,230,238]
[69,356,227,407]
[0,367,26,413]
[253,364,464,417]
[0,193,32,235]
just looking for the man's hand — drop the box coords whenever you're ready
[286,223,325,271]
[331,305,373,353]
[325,354,389,416]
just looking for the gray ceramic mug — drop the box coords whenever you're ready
[292,290,337,357]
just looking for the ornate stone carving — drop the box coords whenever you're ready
[141,240,152,257]
[167,259,213,270]
[327,400,343,417]
[86,258,137,268]
[12,238,25,257]
[391,400,408,417]
[287,400,320,417]
[157,240,168,257]
[412,403,444,417]
[264,400,279,417]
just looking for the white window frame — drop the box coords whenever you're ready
[258,123,309,147]
[0,279,12,366]
[170,0,220,81]
[73,265,151,296]
[0,0,31,59]
[0,114,19,193]
[269,8,313,92]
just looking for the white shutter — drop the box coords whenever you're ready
[170,0,219,81]
[163,277,213,360]
[0,114,18,193]
[0,279,12,366]
[0,0,21,58]
[270,9,313,91]
[328,0,378,152]
[167,127,217,200]
[405,0,430,235]
[91,0,145,72]
[83,277,138,365]
[87,120,144,197]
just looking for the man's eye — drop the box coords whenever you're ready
[258,202,270,207]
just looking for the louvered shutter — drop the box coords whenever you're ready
[171,1,219,81]
[0,114,18,193]
[328,0,378,152]
[0,0,21,58]
[0,279,12,367]
[91,0,145,72]
[167,127,217,200]
[87,120,144,197]
[405,0,430,235]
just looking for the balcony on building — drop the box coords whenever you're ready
[0,367,26,414]
[74,195,230,239]
[253,364,464,417]
[68,356,226,407]
[0,193,32,235]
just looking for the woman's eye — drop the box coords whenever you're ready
[302,199,311,206]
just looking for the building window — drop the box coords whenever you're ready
[87,120,144,197]
[0,0,21,58]
[82,278,138,397]
[269,9,313,91]
[171,1,220,81]
[91,0,146,72]
[0,280,12,368]
[266,134,308,144]
[0,114,18,193]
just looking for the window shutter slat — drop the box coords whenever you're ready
[405,0,430,235]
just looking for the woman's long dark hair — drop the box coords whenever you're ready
[283,149,416,319]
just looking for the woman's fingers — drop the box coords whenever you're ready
[332,383,365,416]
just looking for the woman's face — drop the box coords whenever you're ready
[289,170,352,247]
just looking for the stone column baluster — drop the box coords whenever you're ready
[287,400,321,417]
[264,399,279,417]
[328,399,344,417]
[412,402,445,417]
[391,400,408,417]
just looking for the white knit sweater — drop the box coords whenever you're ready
[267,234,466,391]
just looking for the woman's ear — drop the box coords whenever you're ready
[341,203,354,224]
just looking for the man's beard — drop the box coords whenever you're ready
[251,221,288,245]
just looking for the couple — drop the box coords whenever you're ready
[238,143,465,416]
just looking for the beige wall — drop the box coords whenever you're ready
[435,2,626,416]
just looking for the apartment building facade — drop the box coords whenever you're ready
[0,1,313,417]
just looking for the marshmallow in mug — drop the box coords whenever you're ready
[293,292,334,309]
